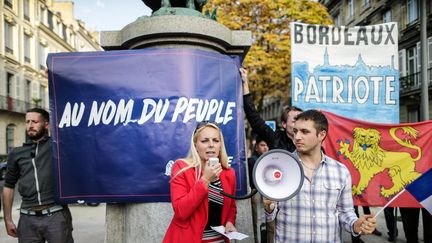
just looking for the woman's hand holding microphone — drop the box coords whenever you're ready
[202,158,222,185]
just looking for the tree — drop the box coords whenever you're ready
[204,0,333,111]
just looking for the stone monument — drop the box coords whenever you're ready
[100,1,253,242]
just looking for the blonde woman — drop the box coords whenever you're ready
[163,121,237,243]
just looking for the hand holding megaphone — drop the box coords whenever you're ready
[263,198,276,213]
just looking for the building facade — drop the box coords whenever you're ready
[0,0,100,159]
[319,0,432,123]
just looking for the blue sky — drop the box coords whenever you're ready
[72,0,152,31]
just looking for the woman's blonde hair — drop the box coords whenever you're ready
[173,122,229,181]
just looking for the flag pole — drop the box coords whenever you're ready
[373,189,406,218]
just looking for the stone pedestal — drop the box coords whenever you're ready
[100,14,253,243]
[101,15,251,57]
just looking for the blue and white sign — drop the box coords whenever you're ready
[265,120,276,131]
[290,22,399,123]
[48,48,246,203]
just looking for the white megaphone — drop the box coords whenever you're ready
[252,149,304,201]
[219,149,304,201]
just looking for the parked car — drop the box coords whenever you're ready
[0,161,7,180]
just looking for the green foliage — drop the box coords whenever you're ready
[204,0,333,110]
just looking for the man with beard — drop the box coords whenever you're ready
[2,108,74,243]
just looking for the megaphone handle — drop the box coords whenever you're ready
[220,189,258,200]
[269,203,275,210]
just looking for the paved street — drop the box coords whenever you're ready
[0,203,106,243]
[0,180,106,243]
[0,202,426,242]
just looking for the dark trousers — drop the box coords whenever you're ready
[400,207,432,243]
[17,207,74,243]
[384,207,398,239]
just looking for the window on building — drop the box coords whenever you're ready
[399,49,407,77]
[407,105,419,122]
[428,37,432,84]
[39,5,46,24]
[15,77,20,100]
[31,81,39,102]
[333,12,341,26]
[407,0,418,24]
[24,0,30,20]
[363,0,370,7]
[428,37,432,68]
[383,9,392,23]
[48,10,54,30]
[57,21,62,36]
[6,72,14,97]
[4,0,13,9]
[40,85,46,108]
[69,33,74,47]
[407,46,419,86]
[62,24,68,42]
[25,79,31,108]
[4,22,13,54]
[24,34,31,63]
[38,43,46,70]
[6,124,15,153]
[347,0,354,19]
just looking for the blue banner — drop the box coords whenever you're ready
[48,48,246,203]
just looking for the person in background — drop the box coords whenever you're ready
[248,136,269,243]
[241,67,302,243]
[2,108,74,243]
[163,121,237,243]
[241,68,302,153]
[384,207,398,242]
[264,110,377,242]
[400,207,432,243]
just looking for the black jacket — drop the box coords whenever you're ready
[243,94,296,152]
[5,136,56,208]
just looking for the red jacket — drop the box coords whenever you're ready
[163,160,237,243]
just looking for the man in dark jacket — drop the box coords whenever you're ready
[2,108,74,243]
[240,68,302,152]
[240,68,302,243]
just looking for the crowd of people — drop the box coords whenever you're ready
[1,68,431,243]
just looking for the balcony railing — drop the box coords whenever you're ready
[0,95,46,114]
[400,68,432,94]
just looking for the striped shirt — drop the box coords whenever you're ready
[203,179,224,243]
[266,152,358,243]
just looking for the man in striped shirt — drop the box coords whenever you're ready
[264,110,377,243]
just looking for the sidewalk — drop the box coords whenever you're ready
[0,204,106,243]
[0,204,426,242]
